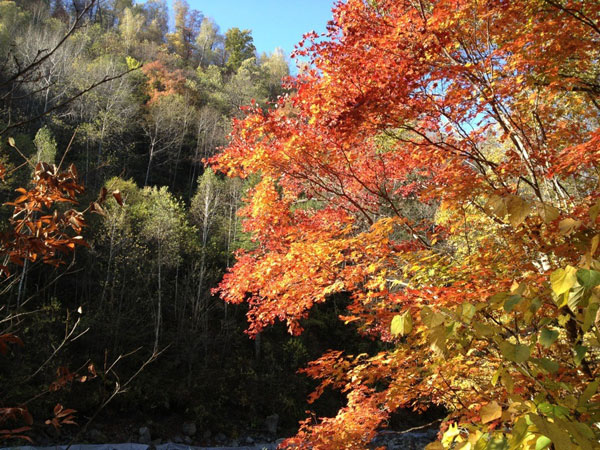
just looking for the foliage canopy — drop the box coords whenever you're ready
[213,0,600,448]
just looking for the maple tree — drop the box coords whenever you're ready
[212,0,600,448]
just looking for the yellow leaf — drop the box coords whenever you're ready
[506,195,531,227]
[559,218,582,236]
[485,194,507,218]
[550,266,577,295]
[480,401,502,424]
[591,234,599,256]
[536,202,560,223]
[391,310,412,336]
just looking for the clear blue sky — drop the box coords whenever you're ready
[186,0,337,63]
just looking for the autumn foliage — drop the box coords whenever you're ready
[212,0,600,448]
[0,146,111,442]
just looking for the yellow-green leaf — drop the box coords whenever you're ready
[535,436,552,450]
[574,345,587,366]
[391,310,412,336]
[529,414,574,450]
[499,341,530,363]
[550,266,577,295]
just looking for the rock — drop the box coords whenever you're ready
[371,428,438,450]
[139,426,152,444]
[265,413,279,435]
[202,429,212,440]
[245,436,255,444]
[215,432,227,443]
[183,435,193,445]
[172,434,183,443]
[182,421,197,436]
[88,428,107,442]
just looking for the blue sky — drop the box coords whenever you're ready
[187,0,337,63]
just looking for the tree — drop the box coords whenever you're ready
[139,186,186,353]
[224,28,255,73]
[259,47,289,101]
[212,0,600,448]
[195,17,220,68]
[166,0,202,62]
[141,93,190,187]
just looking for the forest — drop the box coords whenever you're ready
[1,0,600,449]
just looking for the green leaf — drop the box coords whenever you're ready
[473,321,494,337]
[481,401,502,424]
[555,418,596,450]
[391,310,412,336]
[499,341,530,363]
[578,379,599,407]
[550,266,578,296]
[539,328,558,348]
[529,297,543,314]
[537,402,569,419]
[574,345,588,366]
[460,303,476,322]
[509,417,530,448]
[489,291,510,305]
[582,303,599,332]
[537,358,559,374]
[501,369,515,393]
[535,436,552,450]
[577,269,600,289]
[529,414,574,450]
[486,435,509,450]
[504,295,522,313]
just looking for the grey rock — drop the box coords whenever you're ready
[88,428,107,442]
[138,426,151,444]
[182,422,197,436]
[245,436,255,444]
[203,429,212,440]
[181,422,197,436]
[265,413,279,435]
[172,434,183,443]
[151,438,162,445]
[215,432,227,443]
[371,428,438,450]
[183,435,193,445]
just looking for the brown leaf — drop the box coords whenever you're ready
[112,190,123,206]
